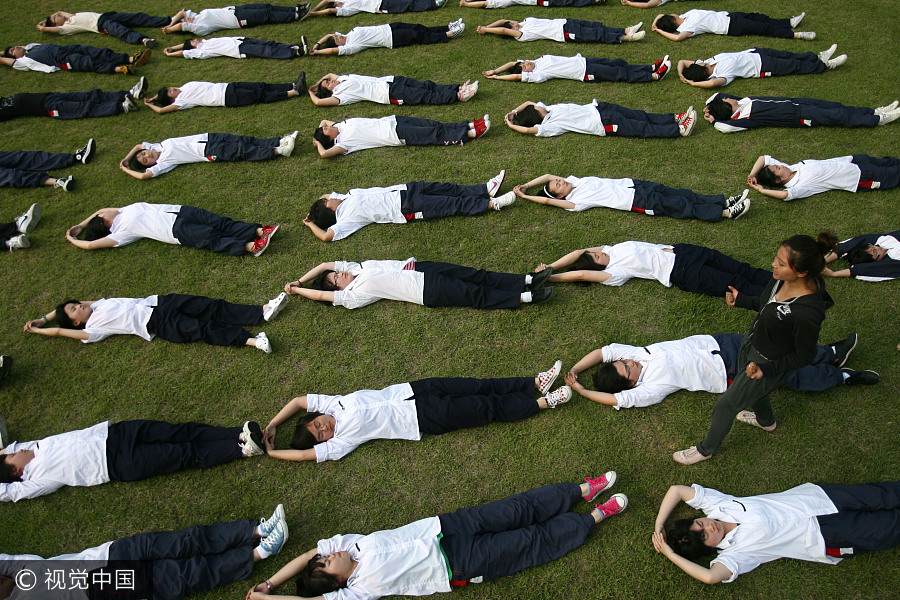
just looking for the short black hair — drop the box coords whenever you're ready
[313,82,334,99]
[592,362,632,394]
[319,35,339,49]
[128,154,147,173]
[84,216,111,241]
[2,47,14,59]
[154,87,174,107]
[499,21,515,29]
[54,300,84,330]
[655,14,679,33]
[290,412,325,449]
[682,63,709,82]
[513,105,543,127]
[182,39,194,52]
[308,198,338,230]
[847,245,876,265]
[44,17,55,28]
[668,518,718,560]
[0,458,21,484]
[706,95,732,121]
[296,555,344,596]
[507,62,524,75]
[312,270,338,292]
[756,166,780,188]
[314,127,335,150]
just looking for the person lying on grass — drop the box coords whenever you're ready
[823,229,900,281]
[308,72,477,106]
[313,115,489,157]
[475,17,645,43]
[651,9,814,42]
[677,44,846,88]
[144,76,306,113]
[309,20,465,55]
[484,53,670,83]
[747,154,899,201]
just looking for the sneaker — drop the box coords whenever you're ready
[678,110,696,137]
[258,520,289,556]
[829,332,858,367]
[796,31,816,40]
[736,410,777,432]
[878,108,900,126]
[790,12,806,28]
[15,203,42,234]
[654,57,671,81]
[0,356,11,382]
[259,504,286,537]
[130,76,148,100]
[122,93,138,113]
[728,197,750,219]
[436,0,446,5]
[675,105,694,125]
[818,43,838,63]
[594,493,628,520]
[449,18,465,38]
[486,169,506,197]
[459,80,478,102]
[6,235,30,251]
[292,71,307,94]
[120,64,135,76]
[472,114,490,139]
[529,265,553,290]
[725,189,749,209]
[264,292,289,322]
[583,471,616,502]
[75,138,95,164]
[537,360,562,394]
[240,421,265,456]
[491,190,515,210]
[297,2,311,21]
[841,368,880,386]
[262,224,280,236]
[299,35,309,56]
[624,22,643,36]
[530,287,554,305]
[279,130,299,157]
[826,54,847,70]
[652,54,669,72]
[54,175,73,192]
[623,30,645,42]
[672,446,711,465]
[874,100,899,116]
[132,49,152,69]
[143,38,159,49]
[256,332,272,354]
[253,224,280,257]
[543,385,572,408]
[0,410,8,448]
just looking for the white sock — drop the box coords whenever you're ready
[524,274,533,285]
[256,542,274,560]
[521,291,533,303]
[841,371,850,382]
[256,524,265,537]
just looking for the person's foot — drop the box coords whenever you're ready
[826,54,848,70]
[678,108,696,137]
[529,265,553,290]
[258,520,289,556]
[491,190,515,210]
[264,292,289,322]
[122,93,138,113]
[436,0,446,6]
[292,71,307,94]
[131,49,152,69]
[130,76,148,100]
[253,224,280,257]
[119,64,135,75]
[829,332,858,367]
[530,287,554,305]
[75,138,95,164]
[842,368,880,386]
[593,493,628,520]
[296,3,311,21]
[736,410,777,432]
[672,446,710,465]
[542,385,572,408]
[6,234,30,251]
[874,100,899,116]
[726,189,749,209]
[298,35,309,56]
[878,108,900,126]
[255,332,272,354]
[583,471,616,501]
[795,31,816,40]
[15,203,42,234]
[727,197,750,219]
[240,421,265,456]
[675,105,694,125]
[0,356,12,382]
[486,169,505,197]
[143,38,159,49]
[279,131,299,157]
[625,22,643,35]
[472,114,490,139]
[459,80,478,102]
[449,18,465,38]
[537,360,562,394]
[259,504,286,536]
[790,11,806,28]
[818,43,838,63]
[653,56,671,81]
[622,30,645,42]
[54,175,74,192]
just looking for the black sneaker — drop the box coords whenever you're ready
[726,189,749,209]
[529,265,553,290]
[292,71,307,94]
[531,287,554,305]
[842,368,880,386]
[75,138,95,164]
[829,332,858,367]
[300,35,308,56]
[0,410,9,448]
[143,38,159,49]
[296,3,311,21]
[0,355,12,381]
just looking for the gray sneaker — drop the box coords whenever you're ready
[790,12,806,28]
[827,54,848,70]
[795,31,816,40]
[818,43,838,63]
[6,234,30,251]
[15,203,42,234]
[292,71,307,94]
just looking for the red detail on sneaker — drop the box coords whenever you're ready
[583,473,614,501]
[857,180,874,189]
[473,121,488,139]
[595,496,624,520]
[390,98,401,104]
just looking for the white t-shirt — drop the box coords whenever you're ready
[600,335,727,409]
[183,36,244,59]
[336,0,384,16]
[181,7,241,35]
[143,133,210,176]
[563,176,635,212]
[172,81,229,109]
[82,296,159,343]
[306,382,419,462]
[332,258,425,309]
[57,12,102,34]
[335,116,402,154]
[678,9,730,36]
[706,49,763,85]
[521,54,586,83]
[330,185,407,240]
[600,241,676,286]
[108,203,182,247]
[333,74,393,105]
[517,17,566,42]
[687,483,841,583]
[764,155,861,200]
[338,24,393,55]
[535,100,605,137]
[486,0,537,7]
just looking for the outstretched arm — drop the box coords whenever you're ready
[504,114,538,134]
[569,348,605,376]
[247,549,326,600]
[622,0,662,7]
[477,24,522,38]
[313,139,346,157]
[308,90,340,106]
[262,396,319,461]
[143,98,180,113]
[822,267,851,278]
[23,305,92,340]
[484,61,520,79]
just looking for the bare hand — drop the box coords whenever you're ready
[302,216,314,227]
[483,70,494,77]
[513,184,528,198]
[702,107,714,123]
[652,531,670,554]
[725,285,738,307]
[746,362,763,379]
[564,371,582,390]
[262,424,276,447]
[535,263,549,272]
[504,112,515,124]
[246,584,270,600]
[476,25,486,34]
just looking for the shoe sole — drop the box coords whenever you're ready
[20,204,42,234]
[80,139,95,164]
[264,294,288,321]
[833,334,858,367]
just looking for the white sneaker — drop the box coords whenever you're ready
[790,11,806,28]
[54,175,73,192]
[625,21,643,35]
[263,292,289,322]
[676,105,694,125]
[624,30,645,41]
[256,332,272,354]
[279,131,299,157]
[537,360,562,394]
[795,31,816,40]
[878,108,900,126]
[491,190,515,211]
[459,80,478,102]
[6,235,30,251]
[15,203,41,234]
[543,385,572,408]
[818,43,838,63]
[874,100,899,116]
[486,169,505,197]
[678,108,696,136]
[449,18,465,38]
[130,76,148,100]
[122,94,138,113]
[826,54,848,70]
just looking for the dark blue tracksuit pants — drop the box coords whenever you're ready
[0,221,18,246]
[395,116,469,146]
[416,261,525,309]
[852,155,900,191]
[670,244,772,297]
[797,99,880,128]
[439,483,595,584]
[726,12,794,39]
[46,89,127,119]
[0,150,74,188]
[584,58,653,83]
[237,38,300,59]
[204,133,280,162]
[171,205,261,255]
[97,12,171,45]
[224,82,293,106]
[399,181,490,221]
[380,0,440,12]
[817,482,900,556]
[389,22,451,47]
[26,44,130,74]
[145,294,263,346]
[411,377,539,434]
[597,102,680,138]
[631,180,726,222]
[388,76,459,105]
[563,19,625,44]
[107,519,257,600]
[712,333,845,391]
[105,420,244,482]
[755,47,826,78]
[234,3,299,26]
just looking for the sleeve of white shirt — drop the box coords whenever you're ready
[613,383,679,409]
[148,161,177,177]
[599,267,631,287]
[83,330,111,344]
[338,44,362,55]
[686,483,735,511]
[315,436,362,462]
[318,533,365,556]
[332,289,380,310]
[0,479,64,502]
[330,221,367,241]
[713,121,746,133]
[182,47,213,59]
[13,56,59,73]
[521,70,549,83]
[334,260,362,274]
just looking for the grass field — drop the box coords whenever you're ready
[1,0,898,598]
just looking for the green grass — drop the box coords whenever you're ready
[1,1,898,598]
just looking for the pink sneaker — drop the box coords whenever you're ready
[583,471,616,502]
[594,493,628,520]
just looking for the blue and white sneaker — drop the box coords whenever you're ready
[259,520,289,556]
[259,504,286,537]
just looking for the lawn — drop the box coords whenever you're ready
[1,1,898,599]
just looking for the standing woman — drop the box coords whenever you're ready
[673,234,834,464]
